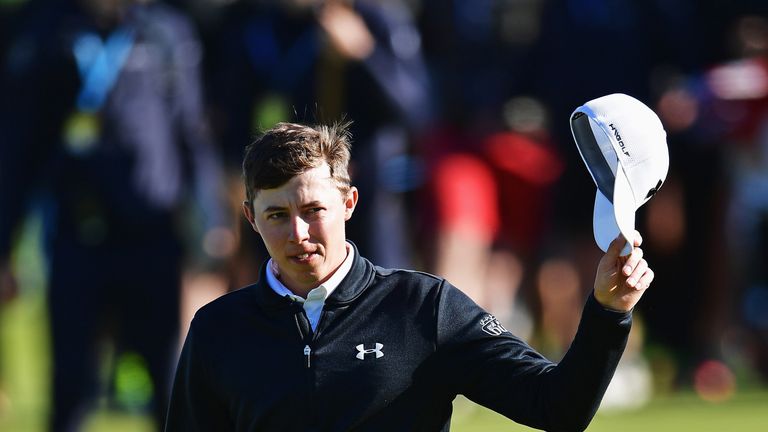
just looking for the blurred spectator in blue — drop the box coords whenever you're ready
[0,0,233,429]
[204,0,432,275]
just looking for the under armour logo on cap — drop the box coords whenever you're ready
[356,343,384,360]
[646,179,663,199]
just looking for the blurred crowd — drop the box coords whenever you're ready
[2,0,768,430]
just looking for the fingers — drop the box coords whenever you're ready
[625,256,647,288]
[622,247,654,290]
[632,230,643,247]
[635,267,655,290]
[621,246,643,277]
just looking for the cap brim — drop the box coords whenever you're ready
[593,166,635,256]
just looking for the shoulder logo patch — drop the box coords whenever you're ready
[480,314,508,336]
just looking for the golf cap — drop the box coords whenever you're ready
[570,93,669,256]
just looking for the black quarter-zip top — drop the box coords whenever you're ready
[166,243,632,432]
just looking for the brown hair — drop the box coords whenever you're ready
[242,121,352,203]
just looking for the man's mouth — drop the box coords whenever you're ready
[291,251,317,263]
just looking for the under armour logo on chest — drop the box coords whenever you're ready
[356,343,384,360]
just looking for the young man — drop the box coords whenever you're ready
[165,122,654,431]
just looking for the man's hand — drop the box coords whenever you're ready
[593,232,654,312]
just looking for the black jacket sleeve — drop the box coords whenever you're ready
[165,315,232,432]
[435,281,631,432]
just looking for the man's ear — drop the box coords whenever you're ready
[242,201,259,233]
[344,187,359,221]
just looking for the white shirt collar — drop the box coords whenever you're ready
[266,242,354,302]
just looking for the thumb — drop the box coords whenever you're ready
[604,234,627,260]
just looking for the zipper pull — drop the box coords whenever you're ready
[304,344,311,368]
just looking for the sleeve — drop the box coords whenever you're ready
[165,316,232,432]
[435,281,631,432]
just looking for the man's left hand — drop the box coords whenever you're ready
[593,231,654,312]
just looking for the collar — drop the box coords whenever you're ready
[266,242,354,302]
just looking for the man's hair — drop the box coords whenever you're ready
[243,121,353,203]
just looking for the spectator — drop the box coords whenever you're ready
[416,0,554,336]
[0,0,232,429]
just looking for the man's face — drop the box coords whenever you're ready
[244,163,357,295]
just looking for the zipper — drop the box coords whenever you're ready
[290,302,319,427]
[293,306,313,368]
[294,309,316,426]
[304,344,311,368]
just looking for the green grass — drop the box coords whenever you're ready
[0,292,155,432]
[452,391,768,431]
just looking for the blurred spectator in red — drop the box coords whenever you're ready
[415,0,552,336]
[0,0,232,429]
[420,96,563,340]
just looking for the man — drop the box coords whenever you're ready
[166,122,654,431]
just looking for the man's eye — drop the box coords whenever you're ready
[267,212,286,220]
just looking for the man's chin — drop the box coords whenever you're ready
[283,267,325,286]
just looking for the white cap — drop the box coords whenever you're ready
[570,93,669,256]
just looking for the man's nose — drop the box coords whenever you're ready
[289,216,310,242]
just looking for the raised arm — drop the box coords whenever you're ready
[437,233,654,431]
